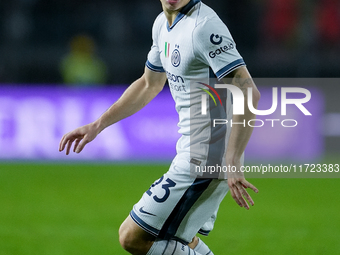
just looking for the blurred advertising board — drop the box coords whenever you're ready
[0,82,323,162]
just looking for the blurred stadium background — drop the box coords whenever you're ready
[0,0,340,254]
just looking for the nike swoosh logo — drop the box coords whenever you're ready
[139,207,156,216]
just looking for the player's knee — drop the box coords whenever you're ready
[119,222,147,254]
[119,216,155,254]
[118,223,133,251]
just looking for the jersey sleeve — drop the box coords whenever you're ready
[192,17,245,80]
[145,16,165,73]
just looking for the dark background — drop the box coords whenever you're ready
[0,0,339,153]
[0,0,340,84]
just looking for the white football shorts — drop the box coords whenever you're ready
[130,154,229,244]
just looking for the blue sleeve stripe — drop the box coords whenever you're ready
[216,58,246,80]
[146,60,165,73]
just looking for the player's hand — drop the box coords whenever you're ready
[226,160,258,210]
[59,122,100,155]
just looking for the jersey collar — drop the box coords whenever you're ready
[166,0,201,32]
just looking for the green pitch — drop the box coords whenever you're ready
[0,161,339,255]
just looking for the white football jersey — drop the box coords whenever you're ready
[130,1,247,243]
[146,0,245,173]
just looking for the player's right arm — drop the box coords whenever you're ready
[59,67,167,155]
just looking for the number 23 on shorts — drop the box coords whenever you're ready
[146,176,176,203]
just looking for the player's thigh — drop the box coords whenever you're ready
[174,178,229,241]
[130,164,196,239]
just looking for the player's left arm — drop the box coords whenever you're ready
[221,66,260,210]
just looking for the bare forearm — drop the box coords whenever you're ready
[221,67,260,209]
[95,74,164,133]
[59,68,166,155]
[226,96,257,163]
[224,67,260,163]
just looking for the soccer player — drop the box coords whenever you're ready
[59,0,260,254]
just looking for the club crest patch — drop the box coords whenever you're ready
[171,49,181,67]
